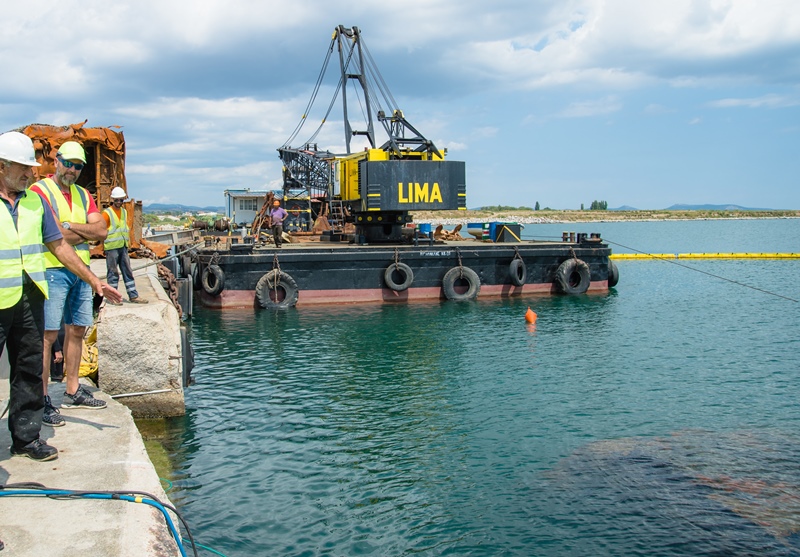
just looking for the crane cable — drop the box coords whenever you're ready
[282,36,337,148]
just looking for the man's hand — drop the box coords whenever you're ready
[92,279,123,304]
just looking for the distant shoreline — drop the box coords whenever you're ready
[411,210,800,224]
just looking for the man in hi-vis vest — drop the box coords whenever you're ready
[29,141,111,426]
[0,132,121,461]
[102,187,147,305]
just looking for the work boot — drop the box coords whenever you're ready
[11,438,58,461]
[128,297,149,304]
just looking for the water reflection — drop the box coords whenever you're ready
[543,429,800,556]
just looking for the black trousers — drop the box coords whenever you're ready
[0,279,45,448]
[272,224,284,247]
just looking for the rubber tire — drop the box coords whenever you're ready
[255,270,299,309]
[509,259,527,287]
[607,259,620,288]
[384,263,414,292]
[555,258,591,295]
[201,264,225,296]
[442,266,480,301]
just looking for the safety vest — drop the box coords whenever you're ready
[103,206,129,250]
[34,177,91,267]
[0,192,49,308]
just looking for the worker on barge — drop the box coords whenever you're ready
[0,131,121,460]
[269,198,288,248]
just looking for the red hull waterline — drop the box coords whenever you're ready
[198,280,610,309]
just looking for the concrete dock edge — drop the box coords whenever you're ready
[1,259,187,555]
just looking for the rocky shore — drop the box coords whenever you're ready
[411,209,800,225]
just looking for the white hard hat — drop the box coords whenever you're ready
[0,131,41,167]
[110,186,127,199]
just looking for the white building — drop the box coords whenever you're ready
[224,188,270,225]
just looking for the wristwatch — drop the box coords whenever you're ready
[62,222,71,230]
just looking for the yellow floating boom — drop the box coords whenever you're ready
[610,253,800,260]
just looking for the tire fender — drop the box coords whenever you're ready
[607,260,620,288]
[509,259,527,287]
[555,258,591,295]
[255,270,299,309]
[201,264,225,296]
[442,266,480,301]
[384,262,414,292]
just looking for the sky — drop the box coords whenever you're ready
[2,1,799,210]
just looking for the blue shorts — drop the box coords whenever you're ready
[44,267,94,330]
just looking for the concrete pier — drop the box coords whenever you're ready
[1,258,187,555]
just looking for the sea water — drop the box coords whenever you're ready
[147,218,800,556]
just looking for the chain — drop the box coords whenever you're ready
[270,253,282,295]
[456,247,464,279]
[513,246,522,261]
[157,264,183,319]
[394,248,400,269]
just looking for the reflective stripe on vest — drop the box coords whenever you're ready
[0,192,49,308]
[103,207,129,250]
[34,178,91,267]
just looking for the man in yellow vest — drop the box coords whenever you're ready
[29,141,112,425]
[0,131,121,461]
[102,187,147,306]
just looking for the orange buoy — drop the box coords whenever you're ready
[525,306,537,324]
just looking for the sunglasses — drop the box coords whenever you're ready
[57,156,85,171]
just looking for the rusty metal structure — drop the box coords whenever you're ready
[18,120,144,250]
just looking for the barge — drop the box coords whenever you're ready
[192,26,618,309]
[193,232,618,309]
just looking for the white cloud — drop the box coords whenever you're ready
[558,96,622,118]
[708,93,800,108]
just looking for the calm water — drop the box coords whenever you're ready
[148,219,800,556]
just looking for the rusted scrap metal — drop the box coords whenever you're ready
[140,238,171,259]
[20,120,126,207]
[18,120,145,250]
[251,191,275,239]
[433,223,465,241]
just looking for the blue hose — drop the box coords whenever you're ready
[0,489,189,557]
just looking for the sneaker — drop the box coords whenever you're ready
[43,395,65,427]
[62,385,107,409]
[128,297,149,304]
[108,300,123,306]
[11,438,58,461]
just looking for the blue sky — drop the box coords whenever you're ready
[2,1,798,210]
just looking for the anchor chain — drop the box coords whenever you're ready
[157,263,183,319]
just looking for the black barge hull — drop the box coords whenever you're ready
[194,238,614,309]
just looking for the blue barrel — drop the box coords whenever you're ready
[418,223,432,235]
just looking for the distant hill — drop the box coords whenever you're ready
[665,204,774,211]
[610,205,638,211]
[144,203,223,214]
